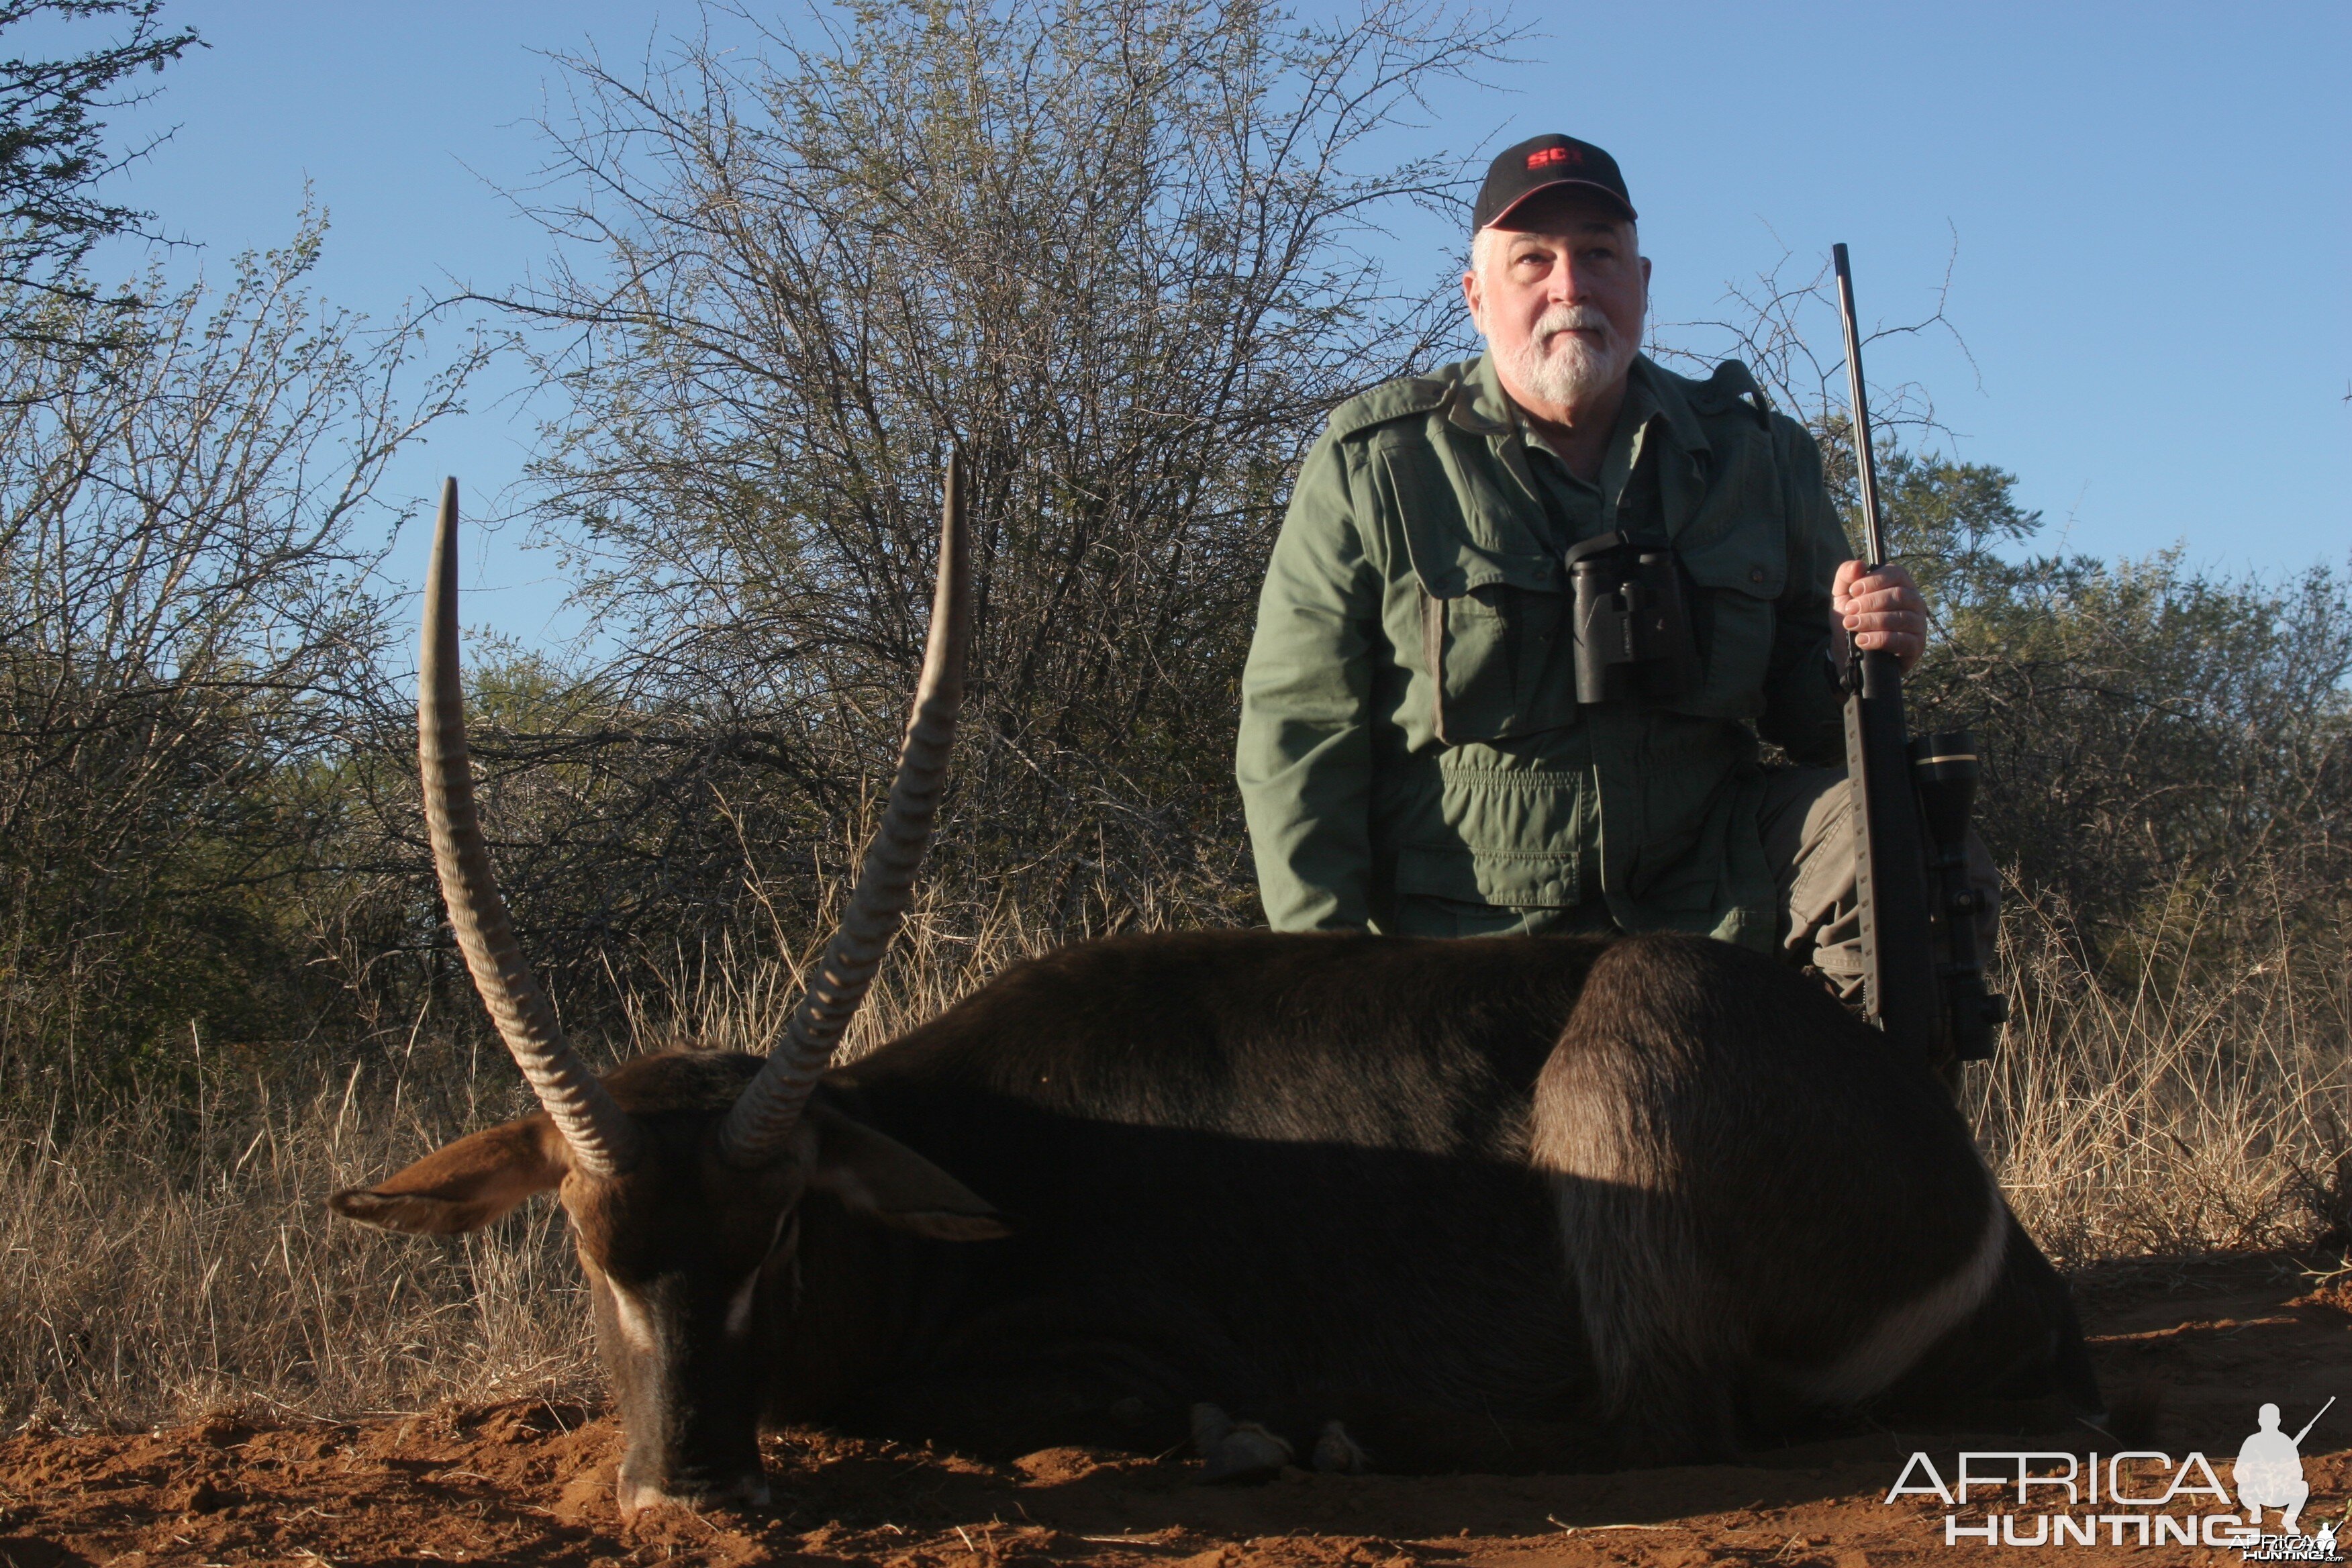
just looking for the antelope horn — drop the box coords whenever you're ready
[421,479,642,1178]
[718,454,971,1166]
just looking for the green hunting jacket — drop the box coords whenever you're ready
[1236,352,1851,946]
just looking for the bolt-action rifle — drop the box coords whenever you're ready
[1832,244,2006,1066]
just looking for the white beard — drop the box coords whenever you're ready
[1496,303,1637,409]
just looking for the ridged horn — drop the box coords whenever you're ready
[420,478,641,1179]
[718,454,972,1166]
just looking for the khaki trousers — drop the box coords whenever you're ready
[1759,766,2000,998]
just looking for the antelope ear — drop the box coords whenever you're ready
[329,1115,567,1234]
[805,1105,1010,1242]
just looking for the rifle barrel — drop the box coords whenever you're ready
[2294,1395,2336,1447]
[1832,243,1890,571]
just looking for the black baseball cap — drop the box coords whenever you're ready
[1472,134,1636,232]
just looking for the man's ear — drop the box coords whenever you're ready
[804,1104,1010,1242]
[1461,265,1483,333]
[329,1115,568,1234]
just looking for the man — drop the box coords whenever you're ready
[1236,132,1964,987]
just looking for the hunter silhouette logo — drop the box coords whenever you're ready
[2237,1399,2329,1534]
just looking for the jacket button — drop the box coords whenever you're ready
[1749,567,1767,584]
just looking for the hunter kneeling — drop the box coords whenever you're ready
[1235,132,1996,989]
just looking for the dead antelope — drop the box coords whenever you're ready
[332,467,2100,1513]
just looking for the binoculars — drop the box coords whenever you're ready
[1565,532,1701,704]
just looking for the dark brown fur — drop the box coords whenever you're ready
[332,930,2098,1506]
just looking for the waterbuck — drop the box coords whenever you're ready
[330,469,2100,1514]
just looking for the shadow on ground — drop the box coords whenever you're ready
[1,1250,2345,1566]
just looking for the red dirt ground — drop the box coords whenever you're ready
[5,1252,2350,1567]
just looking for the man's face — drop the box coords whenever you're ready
[1462,191,1650,419]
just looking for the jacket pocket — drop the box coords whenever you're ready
[1396,844,1583,910]
[1375,437,1577,742]
[1415,581,1583,742]
[1389,760,1590,914]
[1669,438,1787,720]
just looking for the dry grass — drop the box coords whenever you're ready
[0,1061,592,1432]
[1974,874,2352,1265]
[0,895,1081,1434]
[2,881,2345,1432]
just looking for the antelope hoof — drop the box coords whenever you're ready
[1191,1402,1292,1483]
[616,1472,771,1518]
[1310,1419,1368,1474]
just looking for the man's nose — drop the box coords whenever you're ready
[1545,255,1590,304]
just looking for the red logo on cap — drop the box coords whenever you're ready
[1527,145,1583,170]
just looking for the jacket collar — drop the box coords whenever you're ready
[1631,354,1712,458]
[1447,351,1516,436]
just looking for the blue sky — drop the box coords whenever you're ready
[81,1,2351,646]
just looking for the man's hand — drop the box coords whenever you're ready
[1832,560,1928,674]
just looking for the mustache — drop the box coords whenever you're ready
[1533,304,1614,346]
